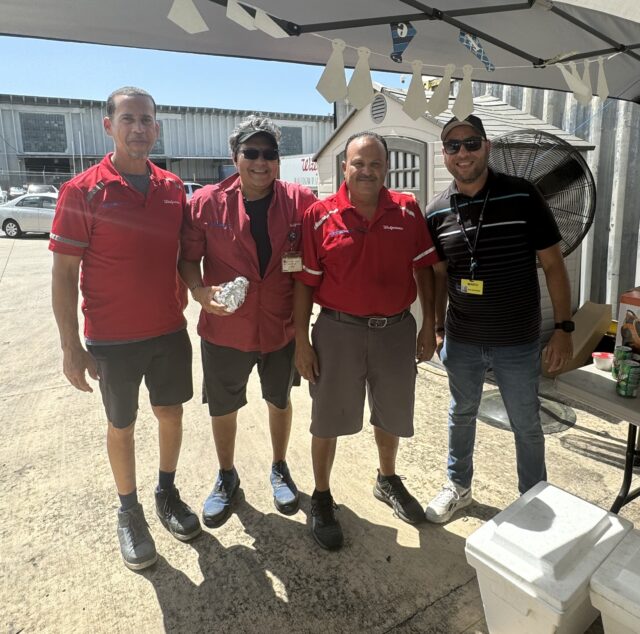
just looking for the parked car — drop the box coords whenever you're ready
[0,193,58,238]
[8,186,26,199]
[27,183,59,195]
[183,181,203,201]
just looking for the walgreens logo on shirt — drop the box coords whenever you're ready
[163,199,181,205]
[383,225,404,231]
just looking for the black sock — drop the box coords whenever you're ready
[158,470,176,491]
[312,488,332,500]
[119,489,138,511]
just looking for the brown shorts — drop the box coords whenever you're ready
[309,310,417,438]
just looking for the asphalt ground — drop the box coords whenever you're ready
[1,236,638,633]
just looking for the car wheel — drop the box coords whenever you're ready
[3,219,22,238]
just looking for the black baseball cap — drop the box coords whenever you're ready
[441,114,487,141]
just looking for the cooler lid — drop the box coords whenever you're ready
[591,529,640,619]
[465,482,632,612]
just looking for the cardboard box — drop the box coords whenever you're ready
[543,301,612,377]
[615,287,640,354]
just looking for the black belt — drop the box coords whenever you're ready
[321,308,410,329]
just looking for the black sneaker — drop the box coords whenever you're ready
[117,503,157,571]
[373,472,424,524]
[270,461,300,515]
[202,467,240,528]
[310,493,344,550]
[155,487,202,541]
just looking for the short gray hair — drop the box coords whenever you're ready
[229,115,281,158]
[106,86,156,117]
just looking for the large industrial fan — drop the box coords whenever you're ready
[488,129,596,259]
[479,129,597,434]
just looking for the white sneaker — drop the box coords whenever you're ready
[425,481,472,524]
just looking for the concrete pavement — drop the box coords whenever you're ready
[1,236,638,633]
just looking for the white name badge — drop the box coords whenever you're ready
[281,251,303,273]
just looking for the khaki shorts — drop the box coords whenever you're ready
[309,311,417,438]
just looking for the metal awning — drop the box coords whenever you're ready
[1,1,639,100]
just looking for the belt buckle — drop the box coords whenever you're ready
[368,316,387,328]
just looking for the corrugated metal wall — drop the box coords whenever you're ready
[473,82,640,312]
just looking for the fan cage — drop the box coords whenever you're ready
[488,129,596,259]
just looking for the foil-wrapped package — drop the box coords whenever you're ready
[214,276,249,313]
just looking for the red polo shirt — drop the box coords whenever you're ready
[181,174,317,353]
[295,183,438,316]
[49,154,187,342]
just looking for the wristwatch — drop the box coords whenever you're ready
[554,320,575,333]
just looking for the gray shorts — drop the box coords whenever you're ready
[309,311,418,438]
[87,329,193,428]
[201,339,300,417]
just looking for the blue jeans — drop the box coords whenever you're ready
[440,337,546,494]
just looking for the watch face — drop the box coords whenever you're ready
[558,321,575,332]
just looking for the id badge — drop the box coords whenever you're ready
[281,251,303,273]
[461,278,484,295]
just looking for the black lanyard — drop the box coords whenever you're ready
[453,189,490,279]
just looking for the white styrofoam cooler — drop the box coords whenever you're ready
[465,482,632,634]
[590,529,640,634]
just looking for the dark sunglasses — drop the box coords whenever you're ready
[240,147,279,161]
[443,136,484,155]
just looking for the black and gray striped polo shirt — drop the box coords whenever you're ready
[425,170,561,346]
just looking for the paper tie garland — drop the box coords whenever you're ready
[168,4,613,111]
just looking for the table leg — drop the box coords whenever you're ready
[610,423,640,513]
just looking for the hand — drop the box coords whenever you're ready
[192,285,231,316]
[543,331,573,374]
[416,326,436,363]
[62,346,99,393]
[295,339,320,384]
[435,331,445,359]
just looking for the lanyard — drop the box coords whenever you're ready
[453,189,490,279]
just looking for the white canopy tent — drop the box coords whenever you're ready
[2,1,640,101]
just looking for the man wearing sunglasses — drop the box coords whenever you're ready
[424,114,573,524]
[294,132,439,550]
[179,115,317,528]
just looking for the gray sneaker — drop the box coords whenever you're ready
[425,481,473,524]
[117,503,157,570]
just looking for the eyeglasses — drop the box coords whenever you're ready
[240,147,279,161]
[443,137,484,155]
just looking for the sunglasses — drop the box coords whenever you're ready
[240,147,279,161]
[443,136,484,155]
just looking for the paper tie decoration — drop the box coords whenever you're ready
[168,0,209,34]
[597,57,609,101]
[578,59,593,106]
[347,47,375,110]
[427,64,455,117]
[316,39,348,103]
[226,0,257,30]
[557,62,591,103]
[402,60,429,120]
[458,31,495,72]
[390,22,416,63]
[254,8,289,38]
[452,64,474,120]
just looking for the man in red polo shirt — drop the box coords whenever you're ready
[179,115,317,528]
[294,131,439,550]
[51,87,200,571]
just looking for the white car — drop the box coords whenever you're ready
[0,193,58,238]
[183,181,203,201]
